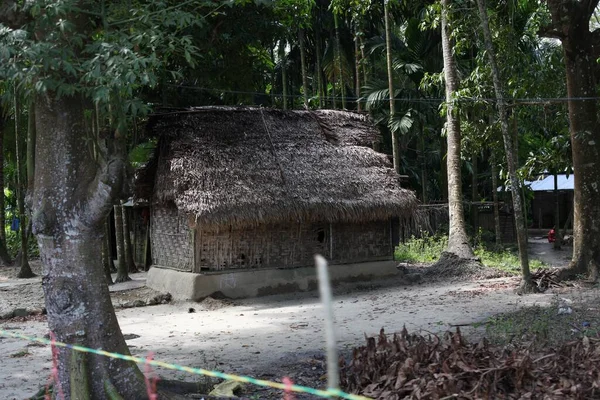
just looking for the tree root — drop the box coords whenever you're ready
[516,278,540,294]
[114,274,132,283]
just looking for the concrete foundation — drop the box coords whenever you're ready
[146,260,398,300]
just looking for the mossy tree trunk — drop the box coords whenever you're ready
[0,107,13,266]
[33,94,147,398]
[546,0,600,280]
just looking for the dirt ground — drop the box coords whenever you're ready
[0,239,589,400]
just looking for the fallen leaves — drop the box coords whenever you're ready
[340,327,600,399]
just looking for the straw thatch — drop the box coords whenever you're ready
[137,107,417,229]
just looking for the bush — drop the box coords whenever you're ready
[5,228,39,259]
[395,233,448,263]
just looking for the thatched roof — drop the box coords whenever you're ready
[137,107,417,229]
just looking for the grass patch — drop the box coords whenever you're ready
[395,234,544,275]
[394,234,448,263]
[485,296,600,348]
[475,245,545,275]
[10,349,31,358]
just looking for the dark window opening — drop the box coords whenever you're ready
[317,228,326,243]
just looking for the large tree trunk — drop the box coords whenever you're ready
[440,0,474,259]
[32,95,147,398]
[476,0,534,291]
[546,0,600,280]
[0,108,13,266]
[384,0,401,175]
[114,204,131,283]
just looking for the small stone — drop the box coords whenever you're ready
[147,298,158,306]
[132,300,146,307]
[1,311,15,320]
[13,308,29,317]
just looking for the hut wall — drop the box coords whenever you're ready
[193,219,392,272]
[151,206,193,271]
[330,220,392,263]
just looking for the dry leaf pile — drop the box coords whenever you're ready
[531,268,567,291]
[340,327,600,399]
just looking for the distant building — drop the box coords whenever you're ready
[527,174,573,229]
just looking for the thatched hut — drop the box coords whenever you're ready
[137,107,417,299]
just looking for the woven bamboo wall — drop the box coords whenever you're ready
[330,220,392,263]
[193,219,392,272]
[151,206,193,271]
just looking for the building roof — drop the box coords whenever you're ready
[528,174,574,192]
[136,106,417,229]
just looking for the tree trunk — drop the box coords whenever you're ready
[546,0,600,280]
[471,153,479,234]
[299,28,310,108]
[354,25,362,112]
[359,36,368,86]
[32,95,147,398]
[121,201,137,273]
[330,31,338,109]
[491,150,502,246]
[114,204,130,283]
[553,173,562,250]
[419,127,427,203]
[0,108,13,266]
[441,0,474,259]
[440,139,448,202]
[334,13,346,109]
[14,92,34,278]
[476,0,534,291]
[315,24,324,108]
[385,0,401,175]
[279,40,288,110]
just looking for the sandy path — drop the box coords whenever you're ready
[1,274,574,399]
[0,239,579,399]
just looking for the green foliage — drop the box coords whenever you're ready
[396,231,544,275]
[395,233,448,263]
[5,227,39,259]
[474,245,544,275]
[0,0,210,124]
[128,139,156,168]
